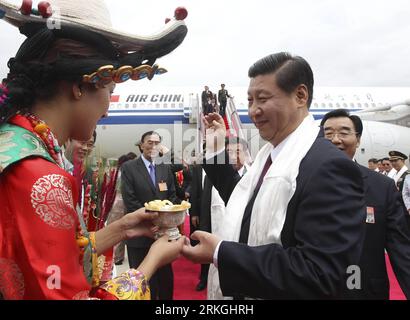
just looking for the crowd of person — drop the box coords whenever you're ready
[367,152,410,222]
[1,0,410,301]
[201,84,231,117]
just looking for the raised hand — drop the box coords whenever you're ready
[203,112,226,155]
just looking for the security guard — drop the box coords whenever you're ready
[389,151,409,192]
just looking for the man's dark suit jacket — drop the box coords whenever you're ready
[342,165,410,299]
[121,157,178,248]
[203,136,366,299]
[190,165,213,233]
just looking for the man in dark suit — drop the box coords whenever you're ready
[201,86,213,115]
[321,109,410,299]
[182,52,366,299]
[121,131,178,300]
[189,164,212,291]
[217,84,231,118]
[190,136,249,292]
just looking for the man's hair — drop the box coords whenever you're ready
[382,157,390,162]
[225,136,248,150]
[127,152,137,159]
[320,109,363,137]
[248,52,314,108]
[140,131,162,143]
[118,154,129,167]
[368,158,378,164]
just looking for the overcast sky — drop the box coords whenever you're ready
[1,0,410,88]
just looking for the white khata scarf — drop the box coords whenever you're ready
[208,114,319,300]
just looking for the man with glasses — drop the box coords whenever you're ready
[382,157,397,179]
[321,109,410,300]
[376,159,385,174]
[403,174,410,229]
[182,53,366,299]
[121,131,178,300]
[63,130,97,174]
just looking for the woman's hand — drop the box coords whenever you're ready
[95,208,158,256]
[120,208,159,240]
[138,236,185,280]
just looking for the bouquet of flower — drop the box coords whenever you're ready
[76,157,119,232]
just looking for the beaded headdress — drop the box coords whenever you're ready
[0,0,188,85]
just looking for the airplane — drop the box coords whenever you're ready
[95,85,410,166]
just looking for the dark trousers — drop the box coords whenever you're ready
[219,101,227,117]
[189,215,199,246]
[127,246,174,300]
[199,263,210,282]
[407,214,410,234]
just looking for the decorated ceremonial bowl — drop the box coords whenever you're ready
[145,200,191,241]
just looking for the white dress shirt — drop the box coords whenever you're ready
[403,175,410,211]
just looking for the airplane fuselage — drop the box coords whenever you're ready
[95,86,410,166]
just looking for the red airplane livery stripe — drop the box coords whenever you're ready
[110,95,120,102]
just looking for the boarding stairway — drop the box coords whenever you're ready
[188,93,252,162]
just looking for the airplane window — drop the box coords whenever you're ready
[133,104,137,109]
[321,103,326,108]
[357,103,362,108]
[156,103,160,108]
[364,103,368,108]
[372,103,376,107]
[125,104,129,109]
[343,103,348,108]
[171,103,176,108]
[313,103,318,108]
[164,103,168,108]
[350,103,355,107]
[329,103,333,108]
[179,103,184,108]
[336,103,340,108]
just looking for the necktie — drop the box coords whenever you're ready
[241,166,247,177]
[149,163,156,186]
[239,155,272,244]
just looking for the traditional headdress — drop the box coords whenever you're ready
[0,0,188,86]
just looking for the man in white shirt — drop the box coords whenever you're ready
[190,136,250,292]
[403,175,410,229]
[381,157,397,179]
[389,151,409,187]
[182,52,365,299]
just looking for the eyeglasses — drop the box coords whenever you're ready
[324,131,358,140]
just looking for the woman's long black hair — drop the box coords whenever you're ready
[0,24,151,123]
